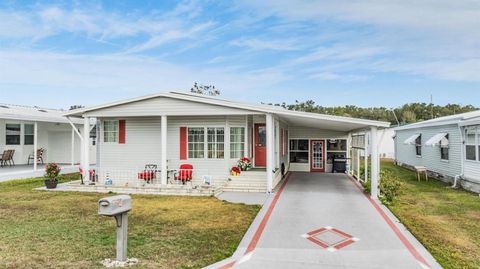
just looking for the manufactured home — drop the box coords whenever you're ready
[65,92,389,196]
[0,104,96,180]
[395,111,480,193]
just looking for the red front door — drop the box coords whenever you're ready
[310,140,325,172]
[254,124,266,167]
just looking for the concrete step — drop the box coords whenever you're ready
[222,186,267,192]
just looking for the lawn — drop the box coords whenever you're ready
[381,160,480,269]
[0,175,260,269]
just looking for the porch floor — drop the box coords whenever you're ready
[0,164,80,182]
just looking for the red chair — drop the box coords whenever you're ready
[138,164,157,183]
[175,164,193,184]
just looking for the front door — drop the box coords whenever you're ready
[254,124,266,167]
[310,140,325,172]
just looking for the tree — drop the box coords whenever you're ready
[190,82,221,96]
[401,110,417,123]
[69,105,84,110]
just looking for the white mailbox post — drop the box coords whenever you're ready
[98,195,132,262]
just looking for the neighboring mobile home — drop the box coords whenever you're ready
[0,104,96,173]
[66,91,389,196]
[394,111,480,193]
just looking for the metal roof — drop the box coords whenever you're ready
[394,110,480,131]
[0,103,83,124]
[65,91,390,131]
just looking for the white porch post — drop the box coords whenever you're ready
[82,116,90,181]
[364,133,369,182]
[275,118,280,169]
[370,126,379,199]
[266,113,274,192]
[33,122,38,171]
[161,115,168,185]
[244,115,249,158]
[71,127,75,166]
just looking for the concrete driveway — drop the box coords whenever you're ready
[229,172,440,269]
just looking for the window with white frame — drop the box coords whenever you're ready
[6,124,21,145]
[24,124,34,145]
[415,135,422,156]
[290,139,309,163]
[230,127,245,159]
[207,127,224,159]
[188,127,205,159]
[103,120,118,143]
[440,134,449,160]
[466,128,477,161]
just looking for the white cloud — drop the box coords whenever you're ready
[230,37,301,51]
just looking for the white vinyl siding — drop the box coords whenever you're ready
[395,124,462,179]
[85,97,259,117]
[230,127,245,159]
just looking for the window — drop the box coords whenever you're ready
[415,135,422,156]
[440,134,449,160]
[230,127,245,159]
[466,128,476,161]
[188,128,205,158]
[24,124,34,145]
[104,120,118,143]
[6,124,21,145]
[207,127,224,159]
[290,139,309,163]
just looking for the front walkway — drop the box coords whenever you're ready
[214,172,441,269]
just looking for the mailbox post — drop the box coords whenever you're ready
[98,195,132,262]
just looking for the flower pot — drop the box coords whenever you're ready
[44,179,58,189]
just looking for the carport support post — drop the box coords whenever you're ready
[33,122,38,171]
[71,127,75,166]
[82,116,90,182]
[266,113,274,192]
[370,126,379,199]
[161,115,168,185]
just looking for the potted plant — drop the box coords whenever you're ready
[44,163,61,189]
[230,166,241,176]
[238,157,252,171]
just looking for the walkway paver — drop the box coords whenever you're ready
[233,172,439,269]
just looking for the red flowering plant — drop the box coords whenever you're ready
[237,157,252,171]
[230,166,241,176]
[45,163,61,180]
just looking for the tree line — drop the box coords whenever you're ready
[269,101,477,126]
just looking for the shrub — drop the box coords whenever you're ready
[360,169,402,205]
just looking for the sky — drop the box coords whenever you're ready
[0,0,479,110]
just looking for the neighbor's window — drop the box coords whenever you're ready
[207,127,224,159]
[415,135,422,156]
[290,139,309,163]
[440,134,449,160]
[466,128,476,161]
[6,124,21,145]
[103,120,118,143]
[230,127,245,159]
[188,127,205,158]
[24,124,34,145]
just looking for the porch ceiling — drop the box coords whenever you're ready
[279,113,387,132]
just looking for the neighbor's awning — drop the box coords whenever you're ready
[425,133,449,147]
[403,134,420,145]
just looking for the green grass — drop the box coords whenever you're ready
[0,174,260,269]
[381,160,480,269]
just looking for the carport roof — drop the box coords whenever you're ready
[0,104,83,124]
[65,91,390,131]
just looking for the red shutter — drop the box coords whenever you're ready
[180,127,187,160]
[119,120,126,144]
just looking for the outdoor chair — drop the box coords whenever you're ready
[138,164,157,183]
[1,150,15,167]
[0,150,8,167]
[79,168,98,185]
[175,164,193,185]
[28,148,45,165]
